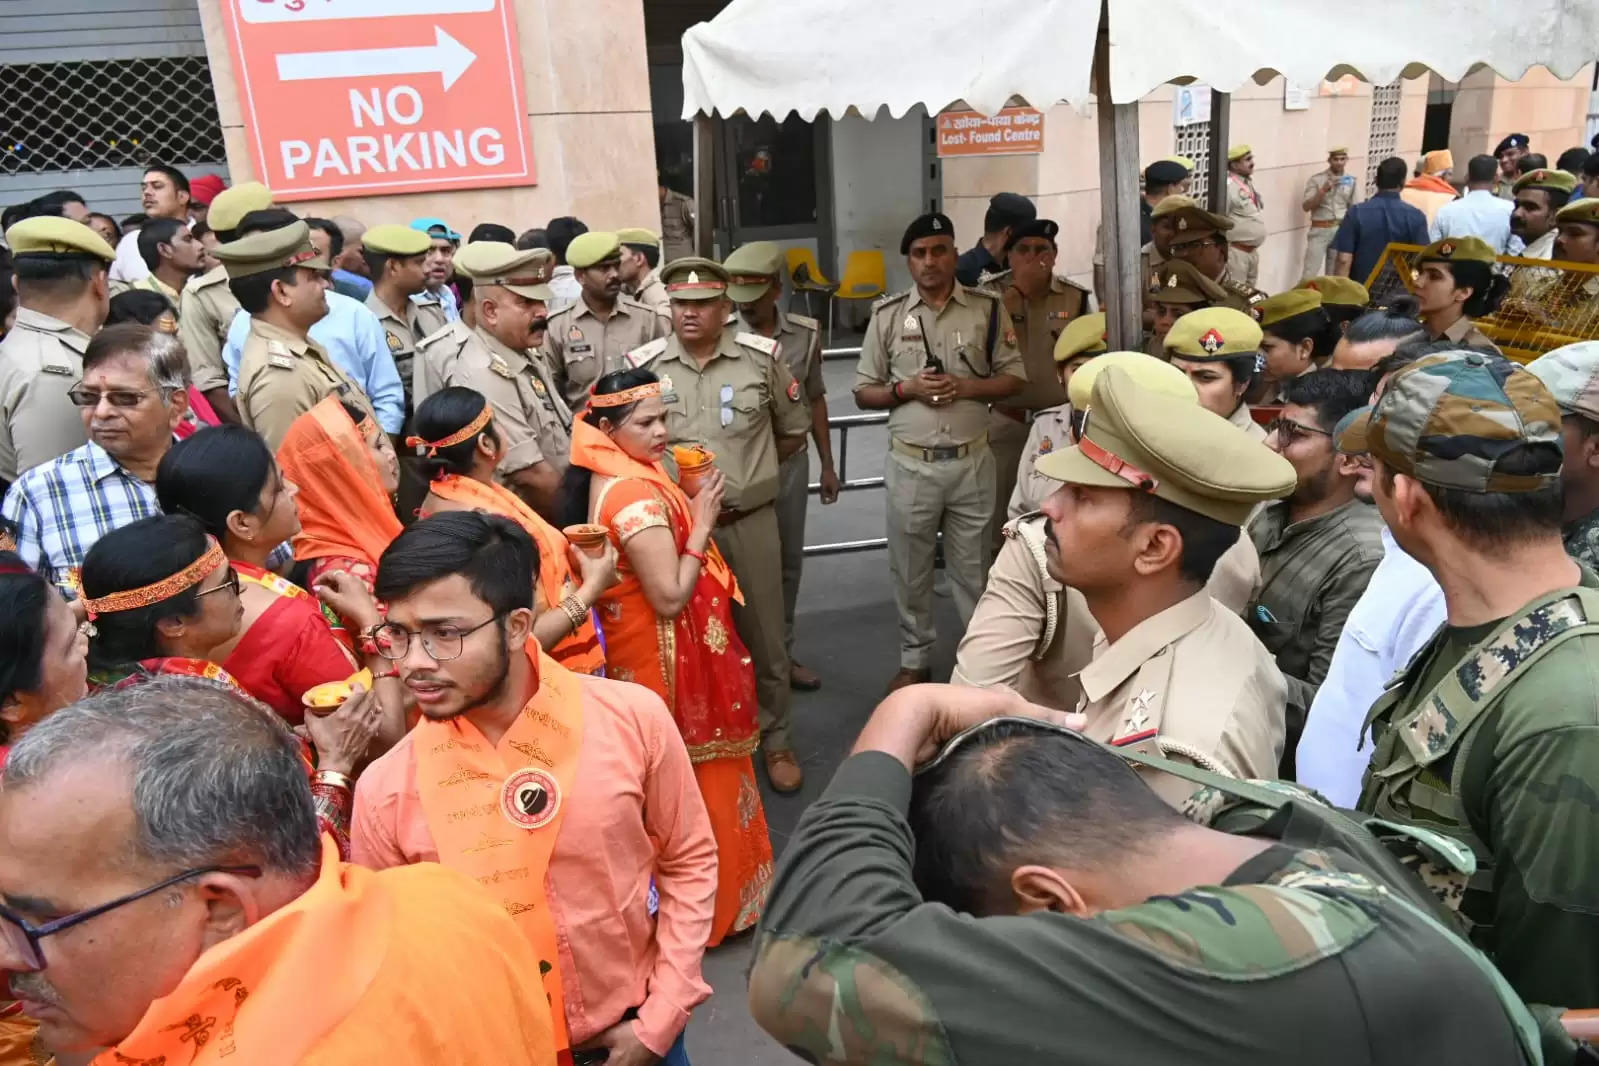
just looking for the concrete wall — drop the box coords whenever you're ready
[829,110,926,295]
[1449,65,1597,165]
[196,0,660,235]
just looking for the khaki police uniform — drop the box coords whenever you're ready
[542,231,670,407]
[1225,146,1267,287]
[1164,307,1272,447]
[856,277,1026,671]
[217,221,376,450]
[1006,312,1107,520]
[359,223,434,406]
[1302,158,1359,281]
[443,242,572,480]
[629,258,810,753]
[659,188,696,265]
[618,228,671,313]
[1034,364,1295,806]
[0,216,117,481]
[630,268,670,313]
[177,181,273,397]
[1162,198,1267,313]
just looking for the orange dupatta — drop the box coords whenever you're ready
[276,398,404,566]
[424,474,604,675]
[412,644,582,1059]
[568,419,740,603]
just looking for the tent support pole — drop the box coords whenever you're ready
[1093,23,1141,350]
[1207,91,1231,214]
[693,113,715,256]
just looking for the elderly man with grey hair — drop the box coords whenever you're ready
[1,321,192,591]
[0,677,559,1064]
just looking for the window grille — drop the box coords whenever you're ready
[1365,81,1403,193]
[1174,118,1212,203]
[0,57,226,176]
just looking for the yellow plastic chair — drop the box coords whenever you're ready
[786,247,838,323]
[831,250,886,342]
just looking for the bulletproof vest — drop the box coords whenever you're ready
[1357,585,1599,943]
[1115,744,1545,1065]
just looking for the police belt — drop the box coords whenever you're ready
[991,403,1034,424]
[1309,219,1339,229]
[891,436,989,463]
[715,501,773,527]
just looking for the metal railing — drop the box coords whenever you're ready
[804,345,892,556]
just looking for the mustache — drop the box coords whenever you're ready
[9,972,59,1006]
[528,317,548,333]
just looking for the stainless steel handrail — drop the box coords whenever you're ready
[804,407,888,556]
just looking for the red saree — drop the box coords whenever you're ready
[222,561,360,724]
[569,420,771,944]
[421,474,605,676]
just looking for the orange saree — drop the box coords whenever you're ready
[569,420,771,945]
[421,474,604,676]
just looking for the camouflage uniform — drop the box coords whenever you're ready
[1527,342,1599,572]
[749,749,1542,1066]
[1349,350,1599,1009]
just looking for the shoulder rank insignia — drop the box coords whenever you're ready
[735,331,779,356]
[41,363,73,376]
[625,337,669,369]
[786,312,820,331]
[489,355,516,380]
[267,340,291,356]
[268,354,296,370]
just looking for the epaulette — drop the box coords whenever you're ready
[418,320,468,350]
[786,312,821,331]
[962,284,1000,300]
[872,289,911,314]
[1000,509,1045,540]
[735,331,779,357]
[618,293,667,319]
[185,264,228,292]
[625,337,669,369]
[545,302,576,324]
[976,268,1012,290]
[1051,275,1092,298]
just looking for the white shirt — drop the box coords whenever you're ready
[548,265,582,312]
[1295,528,1447,806]
[1430,188,1514,252]
[109,229,149,284]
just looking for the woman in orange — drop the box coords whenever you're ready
[155,424,406,744]
[410,387,615,676]
[564,368,772,945]
[276,398,405,606]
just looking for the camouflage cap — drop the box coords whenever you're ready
[1163,307,1262,362]
[1526,342,1599,423]
[1053,312,1108,365]
[1335,351,1563,493]
[1150,259,1228,305]
[1417,236,1496,266]
[1297,275,1370,308]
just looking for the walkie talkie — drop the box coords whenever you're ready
[917,316,944,373]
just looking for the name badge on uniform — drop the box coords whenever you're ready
[569,342,592,355]
[489,356,515,380]
[268,354,296,370]
[719,382,735,427]
[41,363,73,376]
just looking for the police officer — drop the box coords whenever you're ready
[542,231,670,407]
[216,220,375,450]
[984,218,1090,554]
[1300,147,1359,281]
[1006,312,1106,520]
[626,257,811,791]
[955,192,1035,286]
[1163,306,1270,441]
[725,240,839,692]
[1225,145,1267,286]
[1349,352,1599,1010]
[360,223,433,407]
[178,180,273,424]
[855,212,1027,691]
[618,227,670,312]
[1493,133,1530,199]
[1163,197,1267,312]
[1146,258,1229,356]
[748,686,1547,1066]
[428,242,571,519]
[0,216,114,482]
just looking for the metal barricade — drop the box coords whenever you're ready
[802,345,894,556]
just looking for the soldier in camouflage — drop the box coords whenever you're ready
[1347,350,1599,1010]
[1527,341,1599,570]
[748,686,1542,1065]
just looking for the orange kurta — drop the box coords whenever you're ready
[92,838,557,1066]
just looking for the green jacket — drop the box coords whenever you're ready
[749,751,1537,1066]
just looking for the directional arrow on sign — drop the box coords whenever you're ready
[275,25,477,91]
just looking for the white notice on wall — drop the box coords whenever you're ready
[1173,85,1211,127]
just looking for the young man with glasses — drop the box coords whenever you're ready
[0,676,559,1064]
[352,512,716,1066]
[1246,369,1385,776]
[747,685,1543,1066]
[1,323,189,591]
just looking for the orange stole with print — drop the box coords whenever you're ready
[412,645,581,1055]
[425,475,605,676]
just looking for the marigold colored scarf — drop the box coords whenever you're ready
[276,398,403,566]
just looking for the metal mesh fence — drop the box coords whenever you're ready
[0,56,226,175]
[1364,243,1599,363]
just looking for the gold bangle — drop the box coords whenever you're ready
[560,594,588,630]
[312,769,354,792]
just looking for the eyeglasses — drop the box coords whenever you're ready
[66,385,165,408]
[368,614,503,661]
[194,566,242,601]
[1265,418,1332,445]
[0,864,260,972]
[1168,238,1220,257]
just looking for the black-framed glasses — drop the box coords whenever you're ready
[1265,417,1332,445]
[194,566,242,601]
[369,614,503,662]
[65,385,166,408]
[915,715,1090,778]
[1167,237,1221,257]
[0,864,260,972]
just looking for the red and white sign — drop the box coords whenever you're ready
[219,0,535,201]
[935,107,1046,158]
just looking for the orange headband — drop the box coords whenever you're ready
[589,382,661,409]
[406,406,493,457]
[81,537,226,621]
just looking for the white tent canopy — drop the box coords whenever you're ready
[681,0,1599,119]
